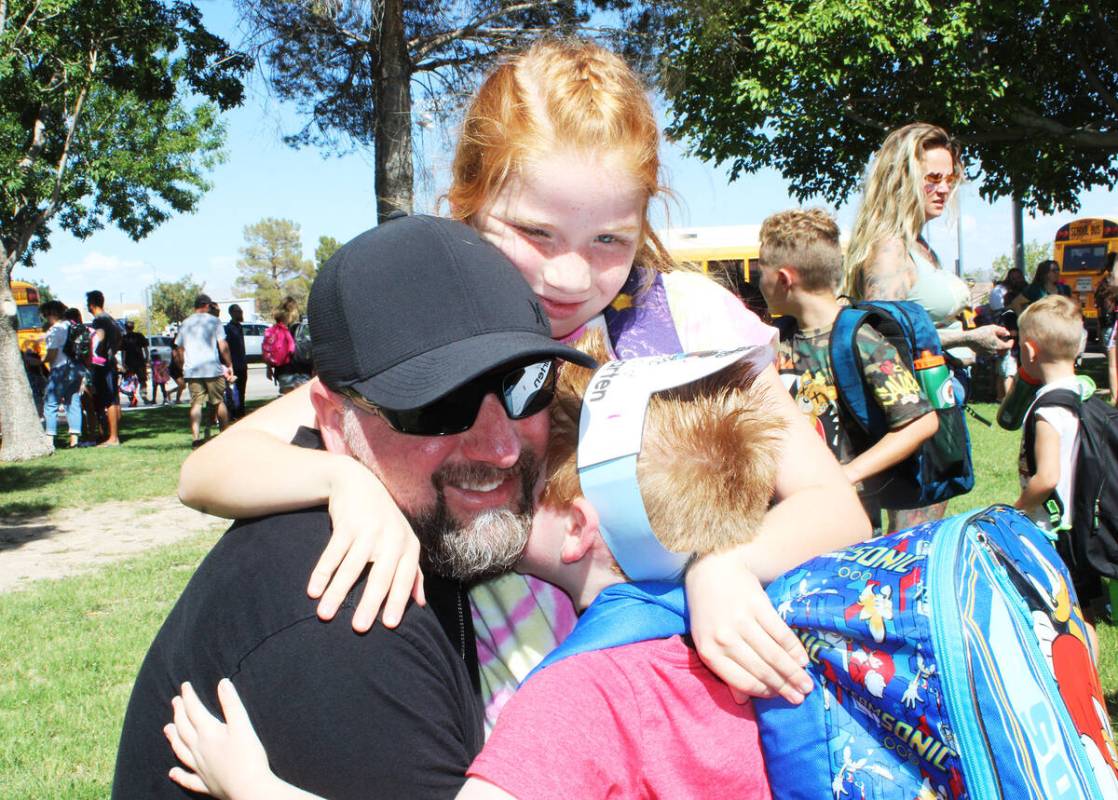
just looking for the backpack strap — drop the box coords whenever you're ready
[1022,387,1081,529]
[858,300,930,362]
[602,269,683,358]
[1023,388,1082,475]
[828,306,884,439]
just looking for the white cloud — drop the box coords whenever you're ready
[59,252,144,277]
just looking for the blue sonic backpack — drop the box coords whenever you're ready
[829,300,974,509]
[756,505,1118,799]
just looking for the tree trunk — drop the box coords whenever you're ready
[372,0,414,223]
[1012,196,1025,274]
[0,276,53,462]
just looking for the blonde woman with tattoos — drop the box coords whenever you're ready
[844,122,1012,530]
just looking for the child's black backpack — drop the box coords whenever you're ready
[1024,389,1118,580]
[292,319,314,372]
[63,321,92,365]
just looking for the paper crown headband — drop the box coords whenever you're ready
[576,346,769,581]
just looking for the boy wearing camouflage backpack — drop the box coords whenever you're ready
[758,209,941,534]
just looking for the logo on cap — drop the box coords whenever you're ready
[530,300,547,328]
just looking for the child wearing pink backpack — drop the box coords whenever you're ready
[262,298,311,395]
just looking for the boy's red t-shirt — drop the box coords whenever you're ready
[467,636,772,800]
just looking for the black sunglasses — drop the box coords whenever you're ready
[344,359,557,436]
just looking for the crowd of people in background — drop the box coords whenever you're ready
[25,288,303,448]
[26,290,126,448]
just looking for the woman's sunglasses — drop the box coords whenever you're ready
[923,172,958,192]
[344,359,557,436]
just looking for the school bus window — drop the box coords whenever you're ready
[16,304,41,330]
[1063,244,1108,271]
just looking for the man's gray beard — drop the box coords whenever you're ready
[342,404,534,584]
[409,484,533,584]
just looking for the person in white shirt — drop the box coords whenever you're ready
[1014,296,1099,637]
[1014,295,1086,534]
[174,293,234,448]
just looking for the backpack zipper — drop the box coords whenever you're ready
[930,515,1000,798]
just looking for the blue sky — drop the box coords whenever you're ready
[22,2,1118,312]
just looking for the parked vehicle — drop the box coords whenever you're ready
[1053,217,1118,339]
[242,322,267,362]
[148,335,174,365]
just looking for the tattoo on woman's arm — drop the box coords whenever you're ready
[861,239,912,301]
[863,267,910,301]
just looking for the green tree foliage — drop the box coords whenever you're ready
[150,275,205,326]
[991,240,1054,281]
[314,235,341,270]
[237,0,663,222]
[0,0,249,461]
[664,0,1118,215]
[235,218,315,317]
[29,280,55,303]
[133,306,170,336]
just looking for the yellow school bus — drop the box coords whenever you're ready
[661,225,767,313]
[1053,217,1118,322]
[8,279,44,358]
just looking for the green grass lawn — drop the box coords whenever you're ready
[0,401,1115,795]
[0,401,266,518]
[0,532,218,798]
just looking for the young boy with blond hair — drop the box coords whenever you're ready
[1014,295,1100,606]
[758,209,939,531]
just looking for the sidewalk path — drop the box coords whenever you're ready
[0,496,226,593]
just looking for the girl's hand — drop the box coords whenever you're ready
[309,459,426,632]
[164,680,274,800]
[686,550,813,705]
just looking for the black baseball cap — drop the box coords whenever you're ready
[309,215,596,411]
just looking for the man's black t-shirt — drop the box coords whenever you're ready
[121,331,147,369]
[92,312,121,360]
[112,430,484,799]
[224,320,246,371]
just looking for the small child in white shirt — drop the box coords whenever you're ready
[1014,295,1099,620]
